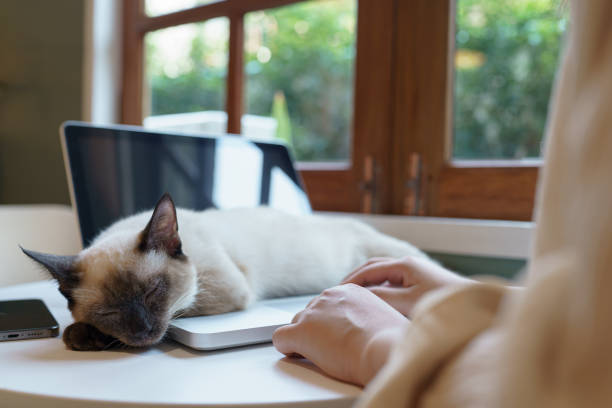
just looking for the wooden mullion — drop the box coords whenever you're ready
[121,0,145,124]
[226,13,244,134]
[139,2,228,32]
[229,0,304,13]
[391,0,452,215]
[139,0,304,33]
[350,0,396,214]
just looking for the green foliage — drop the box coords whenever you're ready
[146,0,355,162]
[454,0,566,159]
[147,23,228,115]
[145,0,565,161]
[244,0,355,161]
[271,91,293,145]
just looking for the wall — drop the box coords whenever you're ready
[0,0,84,204]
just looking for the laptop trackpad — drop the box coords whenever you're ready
[168,295,314,350]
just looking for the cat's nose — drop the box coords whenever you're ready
[130,320,152,338]
[125,301,153,337]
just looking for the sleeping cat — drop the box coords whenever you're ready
[22,193,425,351]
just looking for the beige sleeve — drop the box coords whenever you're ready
[355,282,507,407]
[357,1,612,406]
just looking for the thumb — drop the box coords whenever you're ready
[272,324,302,357]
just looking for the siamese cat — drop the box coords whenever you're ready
[22,193,425,351]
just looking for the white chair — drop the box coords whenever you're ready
[0,205,81,287]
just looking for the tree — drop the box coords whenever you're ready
[243,0,355,161]
[453,0,566,159]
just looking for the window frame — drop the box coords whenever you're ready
[122,0,396,214]
[121,0,542,220]
[388,0,539,221]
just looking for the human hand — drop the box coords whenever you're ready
[272,283,407,386]
[343,256,472,317]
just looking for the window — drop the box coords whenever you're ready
[453,0,566,159]
[143,18,230,132]
[122,0,565,220]
[139,0,356,162]
[243,1,356,162]
[123,0,387,213]
[386,0,565,220]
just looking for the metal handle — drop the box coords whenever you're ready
[403,153,423,215]
[359,155,377,213]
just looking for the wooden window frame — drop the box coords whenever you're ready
[121,0,540,220]
[389,0,539,221]
[121,0,305,132]
[121,0,396,214]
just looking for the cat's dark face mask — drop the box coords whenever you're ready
[84,273,172,347]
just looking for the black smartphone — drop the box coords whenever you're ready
[0,299,59,341]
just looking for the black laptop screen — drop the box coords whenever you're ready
[62,122,311,246]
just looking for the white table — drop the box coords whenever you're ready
[0,281,361,407]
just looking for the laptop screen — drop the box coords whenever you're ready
[61,122,311,246]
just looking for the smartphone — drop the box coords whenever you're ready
[0,299,59,341]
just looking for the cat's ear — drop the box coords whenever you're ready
[139,193,183,257]
[20,246,78,283]
[20,247,79,307]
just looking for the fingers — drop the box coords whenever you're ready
[342,259,408,287]
[305,294,320,310]
[272,324,298,356]
[368,285,407,301]
[291,308,305,324]
[281,305,313,355]
[357,257,392,269]
[342,257,392,283]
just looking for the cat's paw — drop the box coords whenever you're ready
[63,322,119,351]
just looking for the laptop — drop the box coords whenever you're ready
[60,121,315,350]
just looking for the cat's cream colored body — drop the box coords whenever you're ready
[24,198,428,349]
[94,207,426,316]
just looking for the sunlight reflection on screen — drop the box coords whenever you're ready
[213,139,263,208]
[269,166,311,215]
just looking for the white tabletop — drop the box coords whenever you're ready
[0,281,360,407]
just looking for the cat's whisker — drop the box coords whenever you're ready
[168,289,195,317]
[170,309,188,321]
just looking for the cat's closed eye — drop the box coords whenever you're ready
[96,309,119,318]
[144,280,164,304]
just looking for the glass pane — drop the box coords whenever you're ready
[145,0,219,17]
[243,0,357,162]
[144,18,229,136]
[453,0,567,159]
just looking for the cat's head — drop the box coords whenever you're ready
[22,193,197,347]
